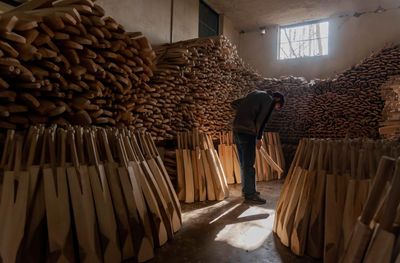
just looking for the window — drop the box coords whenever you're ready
[278,20,329,60]
[199,0,219,37]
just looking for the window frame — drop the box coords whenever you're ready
[199,0,220,38]
[277,19,330,61]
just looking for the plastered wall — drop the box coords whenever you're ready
[238,9,400,80]
[97,0,199,45]
[172,0,199,42]
[220,15,240,47]
[98,0,239,46]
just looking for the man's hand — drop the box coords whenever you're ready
[256,139,263,150]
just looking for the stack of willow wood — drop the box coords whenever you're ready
[150,36,257,137]
[0,125,180,263]
[379,76,400,139]
[264,45,400,143]
[274,138,400,262]
[176,129,229,203]
[0,0,156,129]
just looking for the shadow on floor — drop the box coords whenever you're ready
[150,181,321,263]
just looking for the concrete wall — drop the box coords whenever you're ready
[98,0,199,45]
[172,0,199,42]
[220,15,240,47]
[238,9,400,80]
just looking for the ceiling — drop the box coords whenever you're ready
[204,0,400,31]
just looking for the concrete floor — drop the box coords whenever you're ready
[150,181,321,263]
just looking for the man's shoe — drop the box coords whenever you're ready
[242,191,260,197]
[244,194,266,204]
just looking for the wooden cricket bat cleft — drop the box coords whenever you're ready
[340,156,395,263]
[363,158,400,263]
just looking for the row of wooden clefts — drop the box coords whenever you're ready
[0,125,181,263]
[176,129,229,203]
[217,131,285,184]
[274,138,400,263]
[217,131,241,184]
[256,132,285,181]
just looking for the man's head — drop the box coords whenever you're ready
[272,92,285,110]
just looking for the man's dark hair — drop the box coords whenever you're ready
[272,92,285,107]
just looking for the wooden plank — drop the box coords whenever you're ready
[43,129,74,262]
[201,145,216,201]
[207,135,229,199]
[223,133,235,184]
[232,144,241,184]
[66,131,102,262]
[279,167,307,247]
[340,156,395,263]
[182,132,194,203]
[307,140,327,258]
[260,146,283,175]
[190,131,200,201]
[0,136,30,263]
[218,134,229,183]
[145,133,182,224]
[267,132,278,178]
[139,133,181,233]
[126,135,170,246]
[275,133,286,176]
[324,141,350,263]
[211,135,229,197]
[176,133,185,201]
[192,130,206,202]
[275,139,309,235]
[20,127,45,263]
[99,129,136,261]
[114,135,154,262]
[290,141,319,255]
[85,130,121,263]
[363,159,400,263]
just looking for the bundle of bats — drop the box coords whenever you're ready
[274,138,400,263]
[0,125,181,263]
[218,131,285,184]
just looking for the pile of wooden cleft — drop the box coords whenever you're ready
[265,45,400,144]
[217,131,285,185]
[274,138,400,262]
[0,0,156,129]
[176,129,229,203]
[149,36,258,137]
[218,131,240,184]
[257,132,285,180]
[0,125,180,263]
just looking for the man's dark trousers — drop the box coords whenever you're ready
[233,132,257,197]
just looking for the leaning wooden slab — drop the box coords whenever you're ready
[363,159,400,263]
[340,156,395,263]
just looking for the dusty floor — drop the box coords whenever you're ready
[150,181,320,263]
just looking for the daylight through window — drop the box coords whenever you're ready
[278,20,329,60]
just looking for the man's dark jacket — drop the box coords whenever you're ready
[231,90,274,140]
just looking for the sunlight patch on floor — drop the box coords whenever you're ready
[209,203,241,224]
[182,200,231,222]
[214,206,275,251]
